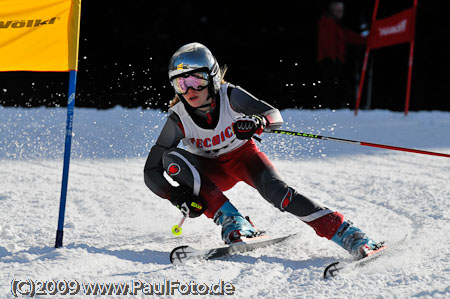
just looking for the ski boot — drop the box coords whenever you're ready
[331,220,385,259]
[213,201,260,244]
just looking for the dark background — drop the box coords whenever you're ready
[1,0,449,112]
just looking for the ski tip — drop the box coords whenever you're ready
[323,261,341,279]
[169,245,190,264]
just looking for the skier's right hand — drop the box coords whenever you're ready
[233,115,266,140]
[169,185,206,218]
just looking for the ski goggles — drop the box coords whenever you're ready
[171,72,209,94]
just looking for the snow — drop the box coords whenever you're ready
[1,106,449,298]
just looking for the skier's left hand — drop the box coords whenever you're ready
[233,115,266,140]
[170,185,206,218]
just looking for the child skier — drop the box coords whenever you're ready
[144,42,382,259]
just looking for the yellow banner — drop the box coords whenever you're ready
[0,0,81,72]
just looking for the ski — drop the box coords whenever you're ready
[323,245,388,279]
[170,234,294,264]
[323,235,408,279]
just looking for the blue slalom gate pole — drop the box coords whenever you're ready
[55,70,77,248]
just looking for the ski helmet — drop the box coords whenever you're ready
[168,42,221,95]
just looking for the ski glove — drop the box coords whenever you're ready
[169,185,206,218]
[233,115,266,140]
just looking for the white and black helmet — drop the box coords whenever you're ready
[168,42,221,95]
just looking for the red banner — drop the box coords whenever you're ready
[355,1,418,116]
[368,7,416,49]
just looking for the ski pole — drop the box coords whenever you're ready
[267,129,450,158]
[172,215,187,236]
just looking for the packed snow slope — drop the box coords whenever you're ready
[1,106,449,298]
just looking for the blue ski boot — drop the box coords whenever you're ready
[332,220,382,259]
[214,201,259,244]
